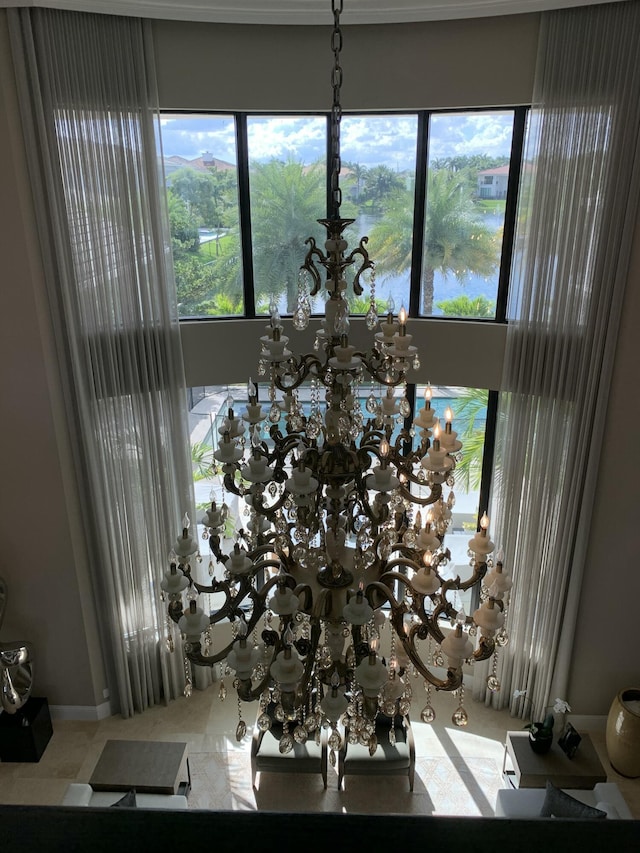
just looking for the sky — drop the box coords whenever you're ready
[159,111,515,171]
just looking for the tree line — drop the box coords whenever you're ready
[166,154,506,317]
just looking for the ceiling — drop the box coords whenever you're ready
[0,0,619,24]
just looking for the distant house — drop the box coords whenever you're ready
[477,164,510,199]
[164,151,236,180]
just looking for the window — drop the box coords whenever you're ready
[160,107,525,323]
[163,114,243,317]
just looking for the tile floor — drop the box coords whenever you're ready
[1,687,639,818]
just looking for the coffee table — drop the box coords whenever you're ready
[502,731,606,789]
[90,739,190,796]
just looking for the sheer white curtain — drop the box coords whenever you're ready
[480,1,640,717]
[9,8,197,716]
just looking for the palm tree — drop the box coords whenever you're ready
[250,159,326,313]
[450,388,489,493]
[367,169,500,314]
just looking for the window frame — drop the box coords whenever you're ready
[161,106,528,325]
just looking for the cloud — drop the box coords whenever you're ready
[159,110,515,169]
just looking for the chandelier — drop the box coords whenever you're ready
[162,0,512,757]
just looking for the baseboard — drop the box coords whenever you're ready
[49,700,112,721]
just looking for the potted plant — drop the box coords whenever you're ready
[513,690,571,754]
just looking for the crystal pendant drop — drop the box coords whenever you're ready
[293,306,309,331]
[293,725,308,744]
[368,734,378,756]
[305,713,319,733]
[279,733,294,754]
[420,704,436,723]
[269,402,281,423]
[329,749,336,767]
[257,712,272,732]
[235,719,247,741]
[365,392,378,414]
[328,730,342,751]
[487,675,501,692]
[165,634,174,653]
[398,698,411,716]
[183,681,193,698]
[365,302,378,330]
[452,705,469,727]
[218,680,227,701]
[495,628,509,647]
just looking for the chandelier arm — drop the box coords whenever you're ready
[363,364,408,386]
[270,354,323,394]
[344,239,373,296]
[397,481,443,505]
[381,560,423,575]
[300,238,324,296]
[358,489,389,528]
[473,635,496,662]
[250,488,289,521]
[396,624,463,692]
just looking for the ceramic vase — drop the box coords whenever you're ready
[606,687,640,778]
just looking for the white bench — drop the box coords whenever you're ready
[62,782,188,810]
[495,781,632,819]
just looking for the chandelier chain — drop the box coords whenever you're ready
[330,0,343,218]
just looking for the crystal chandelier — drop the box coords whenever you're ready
[162,0,512,754]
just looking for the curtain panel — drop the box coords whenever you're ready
[8,8,196,716]
[483,0,640,718]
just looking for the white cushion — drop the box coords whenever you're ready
[596,801,620,819]
[495,782,632,819]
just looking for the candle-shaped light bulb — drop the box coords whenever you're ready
[387,296,396,321]
[425,509,433,530]
[379,437,390,469]
[445,407,453,434]
[269,297,281,329]
[496,548,504,569]
[398,305,407,336]
[225,392,235,420]
[480,512,490,536]
[251,423,261,450]
[423,550,433,568]
[247,377,257,405]
[415,510,422,530]
[369,636,379,663]
[424,385,432,407]
[433,423,441,451]
[237,615,248,647]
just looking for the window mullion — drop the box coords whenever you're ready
[235,114,256,318]
[409,111,429,318]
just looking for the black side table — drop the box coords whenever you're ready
[0,696,53,762]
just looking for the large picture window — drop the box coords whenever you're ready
[159,108,525,322]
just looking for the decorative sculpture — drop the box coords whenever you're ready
[0,576,34,714]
